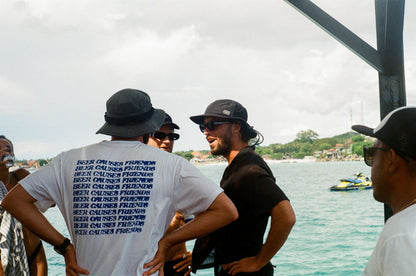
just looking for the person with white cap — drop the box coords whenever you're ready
[1,89,238,276]
[187,99,295,276]
[352,106,416,275]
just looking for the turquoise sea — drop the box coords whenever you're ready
[43,161,383,275]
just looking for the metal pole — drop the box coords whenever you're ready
[375,0,406,221]
[284,0,406,222]
[284,0,383,72]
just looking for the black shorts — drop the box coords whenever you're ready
[218,262,274,276]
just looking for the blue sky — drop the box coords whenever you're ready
[2,0,416,159]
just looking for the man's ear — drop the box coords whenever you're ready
[388,149,401,174]
[231,122,241,134]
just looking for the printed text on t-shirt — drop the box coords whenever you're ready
[72,159,155,235]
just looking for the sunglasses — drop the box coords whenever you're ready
[363,146,390,166]
[199,121,230,132]
[151,132,180,141]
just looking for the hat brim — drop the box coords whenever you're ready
[96,108,166,138]
[190,113,245,125]
[351,125,376,137]
[164,122,180,130]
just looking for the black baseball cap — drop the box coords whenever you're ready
[163,113,179,129]
[190,99,248,125]
[352,106,416,160]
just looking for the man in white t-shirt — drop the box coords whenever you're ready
[352,106,416,275]
[1,88,238,276]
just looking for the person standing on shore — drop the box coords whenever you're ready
[147,113,192,276]
[188,99,296,276]
[0,136,48,276]
[1,89,238,276]
[352,106,416,275]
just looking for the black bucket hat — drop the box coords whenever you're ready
[96,88,165,138]
[163,113,180,130]
[190,99,248,125]
[352,106,416,160]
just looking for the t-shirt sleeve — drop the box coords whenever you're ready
[240,164,288,216]
[172,159,223,216]
[19,158,59,212]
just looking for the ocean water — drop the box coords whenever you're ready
[43,161,383,275]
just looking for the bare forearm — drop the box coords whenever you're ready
[143,192,237,276]
[1,184,65,246]
[256,200,295,267]
[221,200,295,276]
[162,192,238,248]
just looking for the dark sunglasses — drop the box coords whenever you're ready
[199,121,230,132]
[363,146,390,166]
[151,132,180,141]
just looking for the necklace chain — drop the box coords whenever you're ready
[397,198,416,213]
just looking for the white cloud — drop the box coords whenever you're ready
[13,140,49,160]
[0,0,415,158]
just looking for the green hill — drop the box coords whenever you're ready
[174,130,372,161]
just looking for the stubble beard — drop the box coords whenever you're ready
[210,126,232,157]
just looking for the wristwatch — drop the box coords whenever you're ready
[54,238,71,255]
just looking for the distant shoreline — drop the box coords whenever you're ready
[192,157,364,166]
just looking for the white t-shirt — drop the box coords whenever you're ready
[20,140,222,276]
[362,204,416,276]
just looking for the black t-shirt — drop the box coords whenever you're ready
[215,146,289,264]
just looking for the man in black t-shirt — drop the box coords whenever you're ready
[189,99,296,276]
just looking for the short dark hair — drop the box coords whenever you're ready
[232,121,262,145]
[239,124,256,143]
